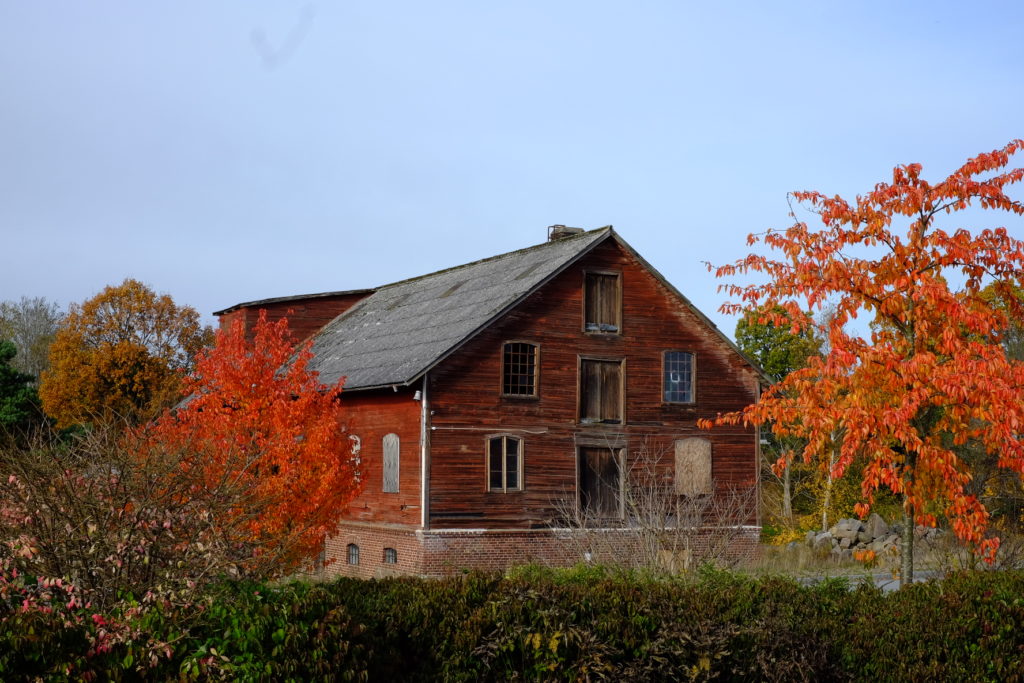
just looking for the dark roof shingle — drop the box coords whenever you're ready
[307,228,612,389]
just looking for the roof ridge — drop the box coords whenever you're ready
[374,226,613,291]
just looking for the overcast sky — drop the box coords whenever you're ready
[3,2,1023,336]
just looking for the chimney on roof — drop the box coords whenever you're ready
[547,224,585,241]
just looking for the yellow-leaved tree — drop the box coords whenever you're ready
[39,279,212,427]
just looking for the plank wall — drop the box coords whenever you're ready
[426,239,760,529]
[336,388,424,526]
[218,292,369,343]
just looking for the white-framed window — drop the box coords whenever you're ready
[487,435,523,492]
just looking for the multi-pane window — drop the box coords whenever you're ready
[346,543,360,565]
[383,547,398,564]
[502,342,538,396]
[579,358,623,424]
[487,435,522,492]
[382,433,400,493]
[584,272,621,333]
[663,351,694,403]
[578,446,623,519]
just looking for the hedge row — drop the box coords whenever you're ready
[4,566,1024,681]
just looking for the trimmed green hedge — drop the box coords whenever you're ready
[4,567,1024,681]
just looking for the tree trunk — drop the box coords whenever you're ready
[821,437,839,532]
[781,458,793,522]
[900,500,914,587]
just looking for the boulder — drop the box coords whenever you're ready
[864,513,890,539]
[806,530,818,546]
[856,530,873,544]
[831,518,863,540]
[812,532,834,550]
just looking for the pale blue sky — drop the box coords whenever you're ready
[2,2,1022,336]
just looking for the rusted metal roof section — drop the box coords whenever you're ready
[307,227,613,389]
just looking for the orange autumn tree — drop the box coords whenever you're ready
[142,312,361,575]
[702,140,1024,582]
[40,279,212,428]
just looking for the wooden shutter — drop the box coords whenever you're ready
[585,273,620,332]
[382,433,400,493]
[579,447,622,518]
[580,359,622,424]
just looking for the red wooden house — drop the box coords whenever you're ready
[214,227,763,577]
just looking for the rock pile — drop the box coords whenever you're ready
[804,513,901,561]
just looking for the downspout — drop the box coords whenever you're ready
[420,373,430,529]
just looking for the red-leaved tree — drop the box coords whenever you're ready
[142,312,360,575]
[701,140,1024,582]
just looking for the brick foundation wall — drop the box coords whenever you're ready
[320,522,761,578]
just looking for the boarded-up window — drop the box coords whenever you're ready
[579,447,623,518]
[584,272,621,333]
[580,359,623,424]
[674,438,712,496]
[664,351,694,403]
[502,342,538,396]
[382,433,400,493]
[488,436,522,492]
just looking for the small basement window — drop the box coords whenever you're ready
[347,543,360,565]
[488,435,523,492]
[584,272,622,333]
[663,351,695,403]
[383,547,398,564]
[502,342,539,397]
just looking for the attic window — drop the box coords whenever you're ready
[502,342,538,397]
[440,281,467,298]
[584,272,621,333]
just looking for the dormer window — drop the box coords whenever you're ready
[502,342,539,397]
[584,272,622,333]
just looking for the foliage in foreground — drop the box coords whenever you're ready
[4,566,1024,681]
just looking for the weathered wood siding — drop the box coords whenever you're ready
[426,239,759,529]
[335,389,423,525]
[218,292,370,343]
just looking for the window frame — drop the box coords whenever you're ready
[500,340,540,399]
[662,350,696,405]
[346,543,360,565]
[582,270,623,335]
[485,434,524,493]
[383,547,398,564]
[577,356,626,425]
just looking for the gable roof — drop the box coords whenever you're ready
[306,227,612,390]
[301,227,767,391]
